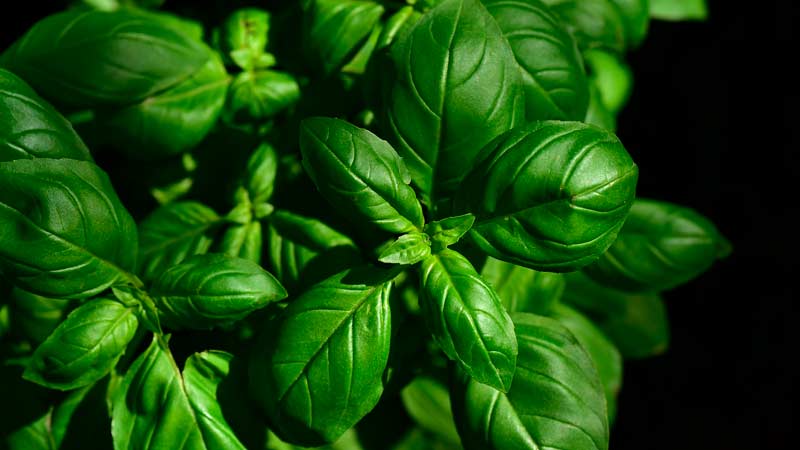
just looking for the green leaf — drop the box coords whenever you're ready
[267,209,361,293]
[419,249,517,392]
[23,298,138,390]
[424,214,475,252]
[480,257,564,314]
[541,0,627,52]
[0,69,92,162]
[220,220,263,263]
[226,70,300,123]
[608,0,650,47]
[584,49,633,115]
[385,0,524,205]
[548,303,622,422]
[584,84,617,131]
[250,266,395,446]
[375,6,421,51]
[341,20,383,75]
[9,288,72,343]
[378,232,431,265]
[400,377,461,446]
[137,201,222,284]
[583,198,731,292]
[219,8,272,70]
[303,0,385,75]
[111,337,247,450]
[0,158,138,299]
[562,272,669,358]
[266,428,363,450]
[649,0,707,21]
[450,313,609,450]
[244,142,278,204]
[482,0,590,121]
[299,117,425,233]
[150,253,287,330]
[456,120,638,271]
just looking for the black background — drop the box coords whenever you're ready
[0,1,795,449]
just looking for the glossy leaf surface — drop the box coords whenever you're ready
[450,313,609,450]
[480,257,564,314]
[150,253,287,330]
[24,298,138,390]
[541,0,627,52]
[424,214,475,251]
[300,117,424,233]
[250,266,394,446]
[378,232,432,265]
[419,249,517,391]
[458,120,638,271]
[0,159,138,298]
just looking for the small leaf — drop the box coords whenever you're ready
[378,232,432,265]
[419,249,517,392]
[401,377,461,446]
[480,257,564,314]
[220,220,263,263]
[250,266,395,446]
[150,253,287,330]
[608,0,650,47]
[23,298,139,390]
[649,0,708,21]
[541,0,627,52]
[300,117,425,233]
[218,8,271,70]
[584,49,633,115]
[584,84,617,131]
[424,214,475,251]
[245,142,279,204]
[9,288,72,344]
[226,70,300,123]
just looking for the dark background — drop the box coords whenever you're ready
[0,1,795,449]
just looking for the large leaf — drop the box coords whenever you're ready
[480,256,564,314]
[401,377,461,446]
[541,0,627,52]
[649,0,707,21]
[450,313,609,450]
[137,201,222,283]
[482,0,589,121]
[150,253,287,330]
[457,120,638,271]
[384,0,524,205]
[250,266,394,446]
[0,158,138,298]
[419,249,517,392]
[299,117,424,233]
[583,198,731,292]
[111,338,247,450]
[24,298,138,390]
[0,69,91,162]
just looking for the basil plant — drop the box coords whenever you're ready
[0,0,727,449]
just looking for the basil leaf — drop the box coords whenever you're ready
[562,272,669,358]
[150,253,287,330]
[548,303,622,422]
[137,201,222,284]
[0,69,92,162]
[608,0,650,47]
[299,117,425,233]
[419,249,517,392]
[584,49,632,116]
[480,257,564,314]
[23,298,138,390]
[541,0,627,52]
[226,70,300,123]
[244,142,279,204]
[220,220,263,263]
[303,0,385,75]
[378,232,432,265]
[375,6,420,51]
[341,21,383,75]
[423,214,475,251]
[250,266,394,446]
[400,377,461,446]
[267,209,362,293]
[111,337,247,450]
[584,84,617,131]
[482,0,590,121]
[649,0,707,21]
[584,198,731,292]
[457,120,638,271]
[219,8,272,71]
[9,288,71,343]
[0,10,209,107]
[0,159,138,299]
[450,313,609,450]
[385,0,524,204]
[265,428,363,450]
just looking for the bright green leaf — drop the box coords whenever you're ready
[423,214,475,252]
[480,257,564,314]
[226,70,300,123]
[378,233,431,265]
[541,0,627,52]
[400,377,461,446]
[649,0,707,21]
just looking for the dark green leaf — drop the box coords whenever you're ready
[482,0,590,121]
[342,21,383,75]
[608,0,650,47]
[457,120,638,271]
[649,0,707,21]
[137,201,222,283]
[392,428,460,450]
[541,0,627,52]
[23,298,138,390]
[265,428,363,450]
[150,253,287,330]
[400,377,461,446]
[378,233,431,265]
[385,0,524,204]
[584,49,632,115]
[423,214,474,251]
[480,257,564,314]
[111,337,247,450]
[0,158,138,299]
[220,220,263,263]
[244,142,278,204]
[562,272,670,358]
[450,312,609,450]
[250,266,395,446]
[219,8,272,70]
[419,249,517,392]
[226,70,300,123]
[299,117,425,233]
[0,69,92,162]
[9,288,71,343]
[584,198,731,292]
[303,0,385,75]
